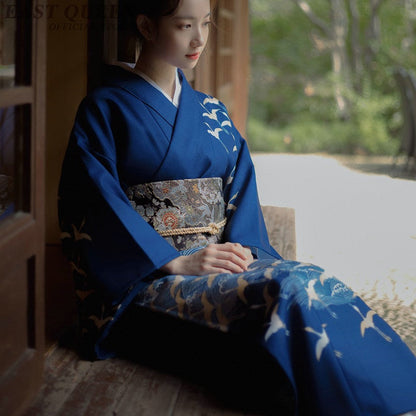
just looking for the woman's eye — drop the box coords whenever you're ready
[179,24,192,30]
[204,20,212,27]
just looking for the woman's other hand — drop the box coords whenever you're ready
[161,242,254,276]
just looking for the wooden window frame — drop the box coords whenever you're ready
[0,0,46,414]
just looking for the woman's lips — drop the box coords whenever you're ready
[186,53,200,60]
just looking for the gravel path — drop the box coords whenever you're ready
[252,153,416,353]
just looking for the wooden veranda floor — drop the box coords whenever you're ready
[22,319,294,416]
[22,344,253,416]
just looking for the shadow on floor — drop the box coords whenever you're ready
[105,307,296,415]
[46,308,296,416]
[333,155,416,180]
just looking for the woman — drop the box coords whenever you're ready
[58,0,416,414]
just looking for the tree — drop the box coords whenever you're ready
[249,0,416,155]
[403,0,416,52]
[292,0,388,118]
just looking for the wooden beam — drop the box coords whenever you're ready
[0,87,33,108]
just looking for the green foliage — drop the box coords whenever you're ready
[248,117,357,154]
[249,0,330,125]
[248,0,415,155]
[348,83,400,155]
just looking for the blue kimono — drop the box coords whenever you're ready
[59,66,416,416]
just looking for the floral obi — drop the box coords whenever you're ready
[126,178,226,251]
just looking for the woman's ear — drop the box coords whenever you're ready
[136,15,156,41]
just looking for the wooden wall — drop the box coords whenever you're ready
[44,0,89,342]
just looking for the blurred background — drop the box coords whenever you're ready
[248,0,416,159]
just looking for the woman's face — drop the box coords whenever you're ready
[148,0,211,70]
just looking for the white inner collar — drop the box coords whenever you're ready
[131,65,182,107]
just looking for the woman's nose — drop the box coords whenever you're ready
[191,28,204,47]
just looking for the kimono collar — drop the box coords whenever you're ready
[103,64,183,126]
[133,68,182,107]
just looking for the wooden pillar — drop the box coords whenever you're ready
[44,0,89,343]
[194,0,250,136]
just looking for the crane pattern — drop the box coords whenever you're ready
[61,215,396,364]
[201,97,238,154]
[134,259,395,364]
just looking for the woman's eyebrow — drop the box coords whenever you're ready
[173,12,211,20]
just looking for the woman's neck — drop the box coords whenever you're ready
[134,50,177,99]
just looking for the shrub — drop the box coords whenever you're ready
[247,113,400,155]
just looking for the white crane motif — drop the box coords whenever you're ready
[221,120,232,128]
[203,97,220,105]
[305,279,321,309]
[304,324,330,361]
[352,305,392,342]
[202,108,220,121]
[265,303,289,341]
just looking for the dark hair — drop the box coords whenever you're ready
[126,0,180,17]
[118,0,217,61]
[119,0,181,43]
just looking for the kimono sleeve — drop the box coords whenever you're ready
[58,95,180,303]
[222,130,282,260]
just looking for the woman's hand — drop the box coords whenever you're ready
[161,242,254,276]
